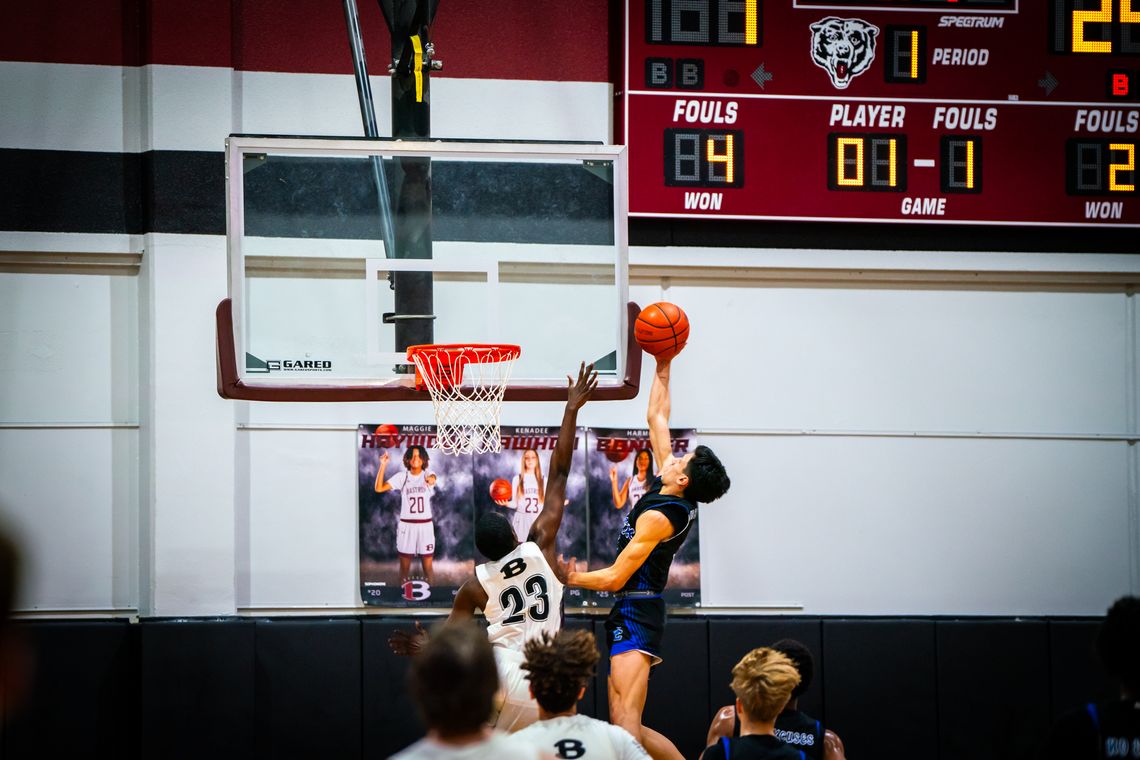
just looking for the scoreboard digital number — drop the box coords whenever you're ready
[625,0,1140,226]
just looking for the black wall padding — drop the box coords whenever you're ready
[1048,620,1117,719]
[362,619,426,757]
[3,620,137,758]
[254,618,362,759]
[706,618,825,725]
[822,619,938,760]
[140,619,255,758]
[936,620,1051,760]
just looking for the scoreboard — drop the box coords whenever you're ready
[624,0,1140,226]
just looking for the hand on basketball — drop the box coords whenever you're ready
[388,620,428,657]
[566,362,599,411]
[493,498,511,507]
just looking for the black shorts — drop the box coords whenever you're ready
[605,596,666,666]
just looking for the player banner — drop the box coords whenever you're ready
[472,426,590,608]
[586,427,701,607]
[358,424,474,607]
[358,423,702,609]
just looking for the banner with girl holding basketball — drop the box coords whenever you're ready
[471,425,591,608]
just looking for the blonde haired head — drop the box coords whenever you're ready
[730,647,801,722]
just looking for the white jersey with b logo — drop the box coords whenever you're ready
[510,473,543,541]
[511,715,649,760]
[388,469,436,521]
[476,541,563,652]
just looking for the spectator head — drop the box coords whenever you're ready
[522,630,599,714]
[771,639,814,700]
[408,622,499,737]
[731,647,801,723]
[1096,595,1140,695]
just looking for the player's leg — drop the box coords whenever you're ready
[608,651,684,760]
[396,522,413,582]
[420,523,435,584]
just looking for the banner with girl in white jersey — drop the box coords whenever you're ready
[472,425,590,609]
[358,424,474,607]
[585,427,701,608]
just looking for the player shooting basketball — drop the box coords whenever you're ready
[494,448,547,542]
[390,362,598,733]
[563,349,731,760]
[375,444,438,586]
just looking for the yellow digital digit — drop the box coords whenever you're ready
[1073,0,1113,53]
[1109,143,1136,191]
[966,139,975,190]
[910,31,919,79]
[837,138,864,186]
[745,0,758,45]
[707,135,734,183]
[1124,0,1140,22]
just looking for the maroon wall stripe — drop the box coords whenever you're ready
[1,0,611,82]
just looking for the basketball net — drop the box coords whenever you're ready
[406,344,521,455]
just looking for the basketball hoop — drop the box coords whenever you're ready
[406,343,521,455]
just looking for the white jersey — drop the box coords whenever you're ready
[510,473,543,541]
[628,475,649,508]
[391,732,543,760]
[512,715,650,760]
[388,469,437,521]
[475,541,563,652]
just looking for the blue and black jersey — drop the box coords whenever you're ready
[1045,699,1140,760]
[733,708,824,759]
[700,734,805,760]
[615,477,696,593]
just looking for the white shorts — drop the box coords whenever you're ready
[491,647,538,733]
[396,520,435,556]
[510,510,539,543]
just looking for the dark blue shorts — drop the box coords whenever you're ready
[605,596,666,666]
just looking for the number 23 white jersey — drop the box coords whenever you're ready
[476,541,563,651]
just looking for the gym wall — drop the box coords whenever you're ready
[0,0,1135,622]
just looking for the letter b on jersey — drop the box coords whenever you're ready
[501,558,527,579]
[554,739,586,759]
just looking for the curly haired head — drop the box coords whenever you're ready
[521,630,600,713]
[731,647,801,723]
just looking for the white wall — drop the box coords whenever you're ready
[1,58,1137,616]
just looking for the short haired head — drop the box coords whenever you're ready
[731,647,801,723]
[522,630,599,713]
[403,445,430,470]
[771,639,814,699]
[408,622,499,737]
[1097,595,1140,693]
[475,512,519,561]
[683,445,730,504]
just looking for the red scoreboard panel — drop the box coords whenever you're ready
[624,0,1140,226]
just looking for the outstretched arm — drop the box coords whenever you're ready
[564,510,673,592]
[529,363,597,556]
[388,577,488,657]
[646,357,674,470]
[611,467,630,509]
[374,451,392,492]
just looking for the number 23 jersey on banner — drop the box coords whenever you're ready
[476,541,563,650]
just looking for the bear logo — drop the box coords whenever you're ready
[810,17,879,90]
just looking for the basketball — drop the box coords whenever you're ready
[374,424,398,447]
[635,302,690,359]
[489,478,513,503]
[604,449,628,464]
